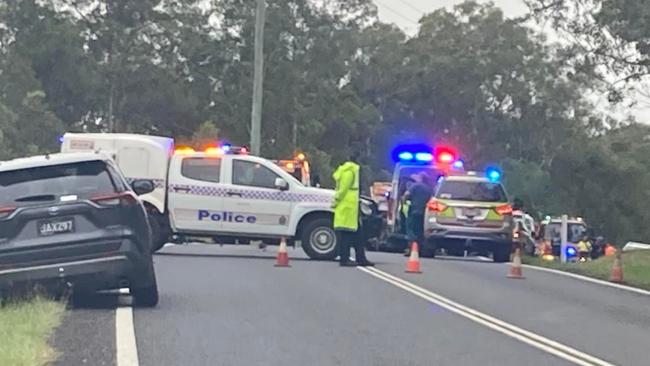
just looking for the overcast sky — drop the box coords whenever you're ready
[374,0,528,34]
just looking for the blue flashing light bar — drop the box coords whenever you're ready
[415,152,434,162]
[398,151,414,161]
[452,160,464,169]
[486,167,502,182]
[566,246,577,258]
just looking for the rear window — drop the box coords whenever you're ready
[181,157,221,183]
[436,180,507,202]
[0,160,118,206]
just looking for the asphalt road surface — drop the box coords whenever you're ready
[54,244,650,366]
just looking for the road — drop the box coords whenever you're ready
[53,244,650,366]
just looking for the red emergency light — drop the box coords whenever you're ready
[434,146,456,164]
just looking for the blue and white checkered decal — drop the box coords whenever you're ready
[168,184,332,203]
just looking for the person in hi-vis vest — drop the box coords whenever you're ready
[332,151,374,267]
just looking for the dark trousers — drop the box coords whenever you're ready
[337,230,367,264]
[406,213,425,246]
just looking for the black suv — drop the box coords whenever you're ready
[0,153,159,306]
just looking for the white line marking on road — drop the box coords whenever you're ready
[521,264,650,296]
[116,289,139,366]
[358,266,615,366]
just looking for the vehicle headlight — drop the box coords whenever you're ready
[360,200,373,216]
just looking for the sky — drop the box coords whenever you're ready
[374,0,650,123]
[374,0,528,34]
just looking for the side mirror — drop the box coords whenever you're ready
[274,178,289,191]
[132,179,155,196]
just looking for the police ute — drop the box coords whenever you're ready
[61,133,380,259]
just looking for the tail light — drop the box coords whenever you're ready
[495,204,513,216]
[427,199,448,213]
[0,206,16,219]
[91,192,138,207]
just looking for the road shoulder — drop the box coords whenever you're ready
[52,294,118,366]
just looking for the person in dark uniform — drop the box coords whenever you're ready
[403,172,434,256]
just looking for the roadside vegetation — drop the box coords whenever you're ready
[2,0,650,246]
[0,296,65,366]
[524,251,650,291]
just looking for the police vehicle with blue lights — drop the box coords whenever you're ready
[61,133,381,259]
[376,144,465,252]
[423,169,514,261]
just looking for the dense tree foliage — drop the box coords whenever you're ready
[1,0,649,244]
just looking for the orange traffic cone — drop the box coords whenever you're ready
[275,238,291,267]
[508,247,525,279]
[405,242,422,273]
[609,253,623,283]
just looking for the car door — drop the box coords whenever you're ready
[220,158,293,236]
[167,155,225,233]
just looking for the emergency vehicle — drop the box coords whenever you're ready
[381,144,464,252]
[60,133,380,259]
[272,153,312,186]
[539,216,593,260]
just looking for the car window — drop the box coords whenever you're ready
[0,160,117,206]
[546,223,587,243]
[181,157,221,183]
[436,180,507,202]
[232,160,280,189]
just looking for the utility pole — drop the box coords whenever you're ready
[250,0,266,155]
[560,214,568,263]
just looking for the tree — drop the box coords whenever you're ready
[524,0,650,100]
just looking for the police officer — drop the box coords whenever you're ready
[333,151,374,267]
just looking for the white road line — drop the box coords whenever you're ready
[116,288,139,366]
[521,264,650,297]
[358,266,615,366]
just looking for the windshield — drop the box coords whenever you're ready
[436,180,508,202]
[0,161,118,206]
[546,223,587,243]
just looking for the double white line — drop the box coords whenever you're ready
[358,266,616,366]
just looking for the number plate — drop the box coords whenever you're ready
[463,208,480,217]
[38,218,75,236]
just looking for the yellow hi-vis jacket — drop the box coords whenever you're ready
[332,161,360,231]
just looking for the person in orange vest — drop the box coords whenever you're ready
[604,243,617,256]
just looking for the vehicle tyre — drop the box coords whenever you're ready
[148,212,169,253]
[493,245,511,263]
[300,217,338,260]
[132,276,159,308]
[420,240,436,258]
[523,238,536,256]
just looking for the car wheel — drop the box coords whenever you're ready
[523,239,536,256]
[132,269,159,308]
[493,245,511,263]
[148,212,169,253]
[300,217,338,260]
[420,240,436,258]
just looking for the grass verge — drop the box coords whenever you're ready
[523,250,650,291]
[0,296,66,366]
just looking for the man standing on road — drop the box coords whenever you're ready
[332,152,374,267]
[403,172,434,256]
